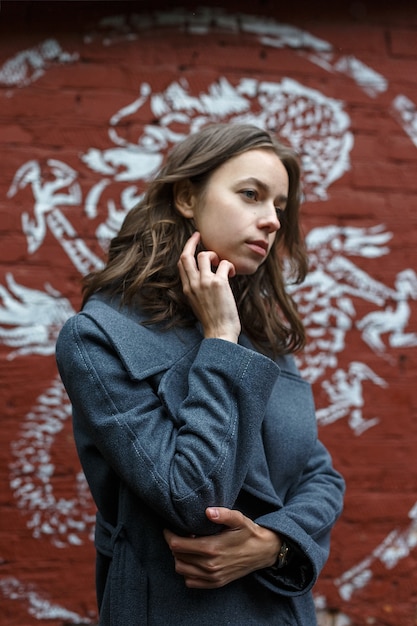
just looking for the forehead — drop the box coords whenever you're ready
[212,148,288,192]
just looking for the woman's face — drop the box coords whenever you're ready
[184,148,289,275]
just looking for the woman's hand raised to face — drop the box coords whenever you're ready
[178,232,241,343]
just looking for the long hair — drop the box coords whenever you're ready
[82,123,308,356]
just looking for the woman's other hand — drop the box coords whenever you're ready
[163,507,281,589]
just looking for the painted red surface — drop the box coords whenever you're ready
[0,2,416,625]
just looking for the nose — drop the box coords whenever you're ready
[258,203,281,233]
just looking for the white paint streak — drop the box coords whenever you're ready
[0,39,78,88]
[89,8,332,53]
[334,55,388,97]
[304,51,388,97]
[392,94,417,147]
[336,501,417,600]
[240,16,332,50]
[82,146,163,182]
[0,576,91,622]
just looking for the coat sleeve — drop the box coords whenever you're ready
[55,312,280,535]
[253,438,345,596]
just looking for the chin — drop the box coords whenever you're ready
[235,265,261,276]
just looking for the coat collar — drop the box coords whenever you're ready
[82,294,203,379]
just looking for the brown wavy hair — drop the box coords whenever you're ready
[82,123,308,356]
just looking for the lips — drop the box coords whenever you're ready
[246,240,269,257]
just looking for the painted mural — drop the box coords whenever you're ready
[0,7,416,625]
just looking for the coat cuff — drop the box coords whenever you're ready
[255,536,314,596]
[252,512,330,596]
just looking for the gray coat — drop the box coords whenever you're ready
[56,294,345,625]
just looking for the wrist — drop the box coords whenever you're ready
[272,540,290,570]
[256,526,291,571]
[204,332,239,343]
[255,525,282,569]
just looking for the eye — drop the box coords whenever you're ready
[240,189,258,201]
[275,207,286,221]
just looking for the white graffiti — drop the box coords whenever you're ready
[291,224,394,383]
[87,8,333,51]
[0,576,92,622]
[0,274,75,359]
[316,597,352,626]
[7,159,104,274]
[8,159,82,253]
[392,94,417,148]
[87,8,386,101]
[82,83,164,183]
[0,39,78,88]
[82,76,353,207]
[288,224,417,436]
[357,269,417,355]
[1,6,417,623]
[336,502,417,601]
[9,376,95,548]
[316,362,386,436]
[305,51,388,98]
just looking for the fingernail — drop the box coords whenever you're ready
[207,507,219,519]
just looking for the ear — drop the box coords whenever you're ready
[173,180,196,219]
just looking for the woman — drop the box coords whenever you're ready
[56,123,345,625]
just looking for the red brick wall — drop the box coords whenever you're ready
[1,2,416,624]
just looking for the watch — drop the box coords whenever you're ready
[275,540,290,569]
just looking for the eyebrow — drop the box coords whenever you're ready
[236,177,288,205]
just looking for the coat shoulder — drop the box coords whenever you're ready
[58,294,202,380]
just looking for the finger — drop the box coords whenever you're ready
[164,528,195,553]
[173,555,215,577]
[163,528,174,546]
[178,233,202,288]
[184,230,201,250]
[205,507,247,529]
[195,250,236,278]
[177,256,191,290]
[196,250,220,272]
[164,529,211,556]
[180,231,201,266]
[183,569,229,589]
[174,556,227,587]
[215,259,236,279]
[172,538,216,557]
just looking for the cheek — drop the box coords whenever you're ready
[193,194,239,253]
[193,210,223,245]
[198,227,233,261]
[198,228,226,253]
